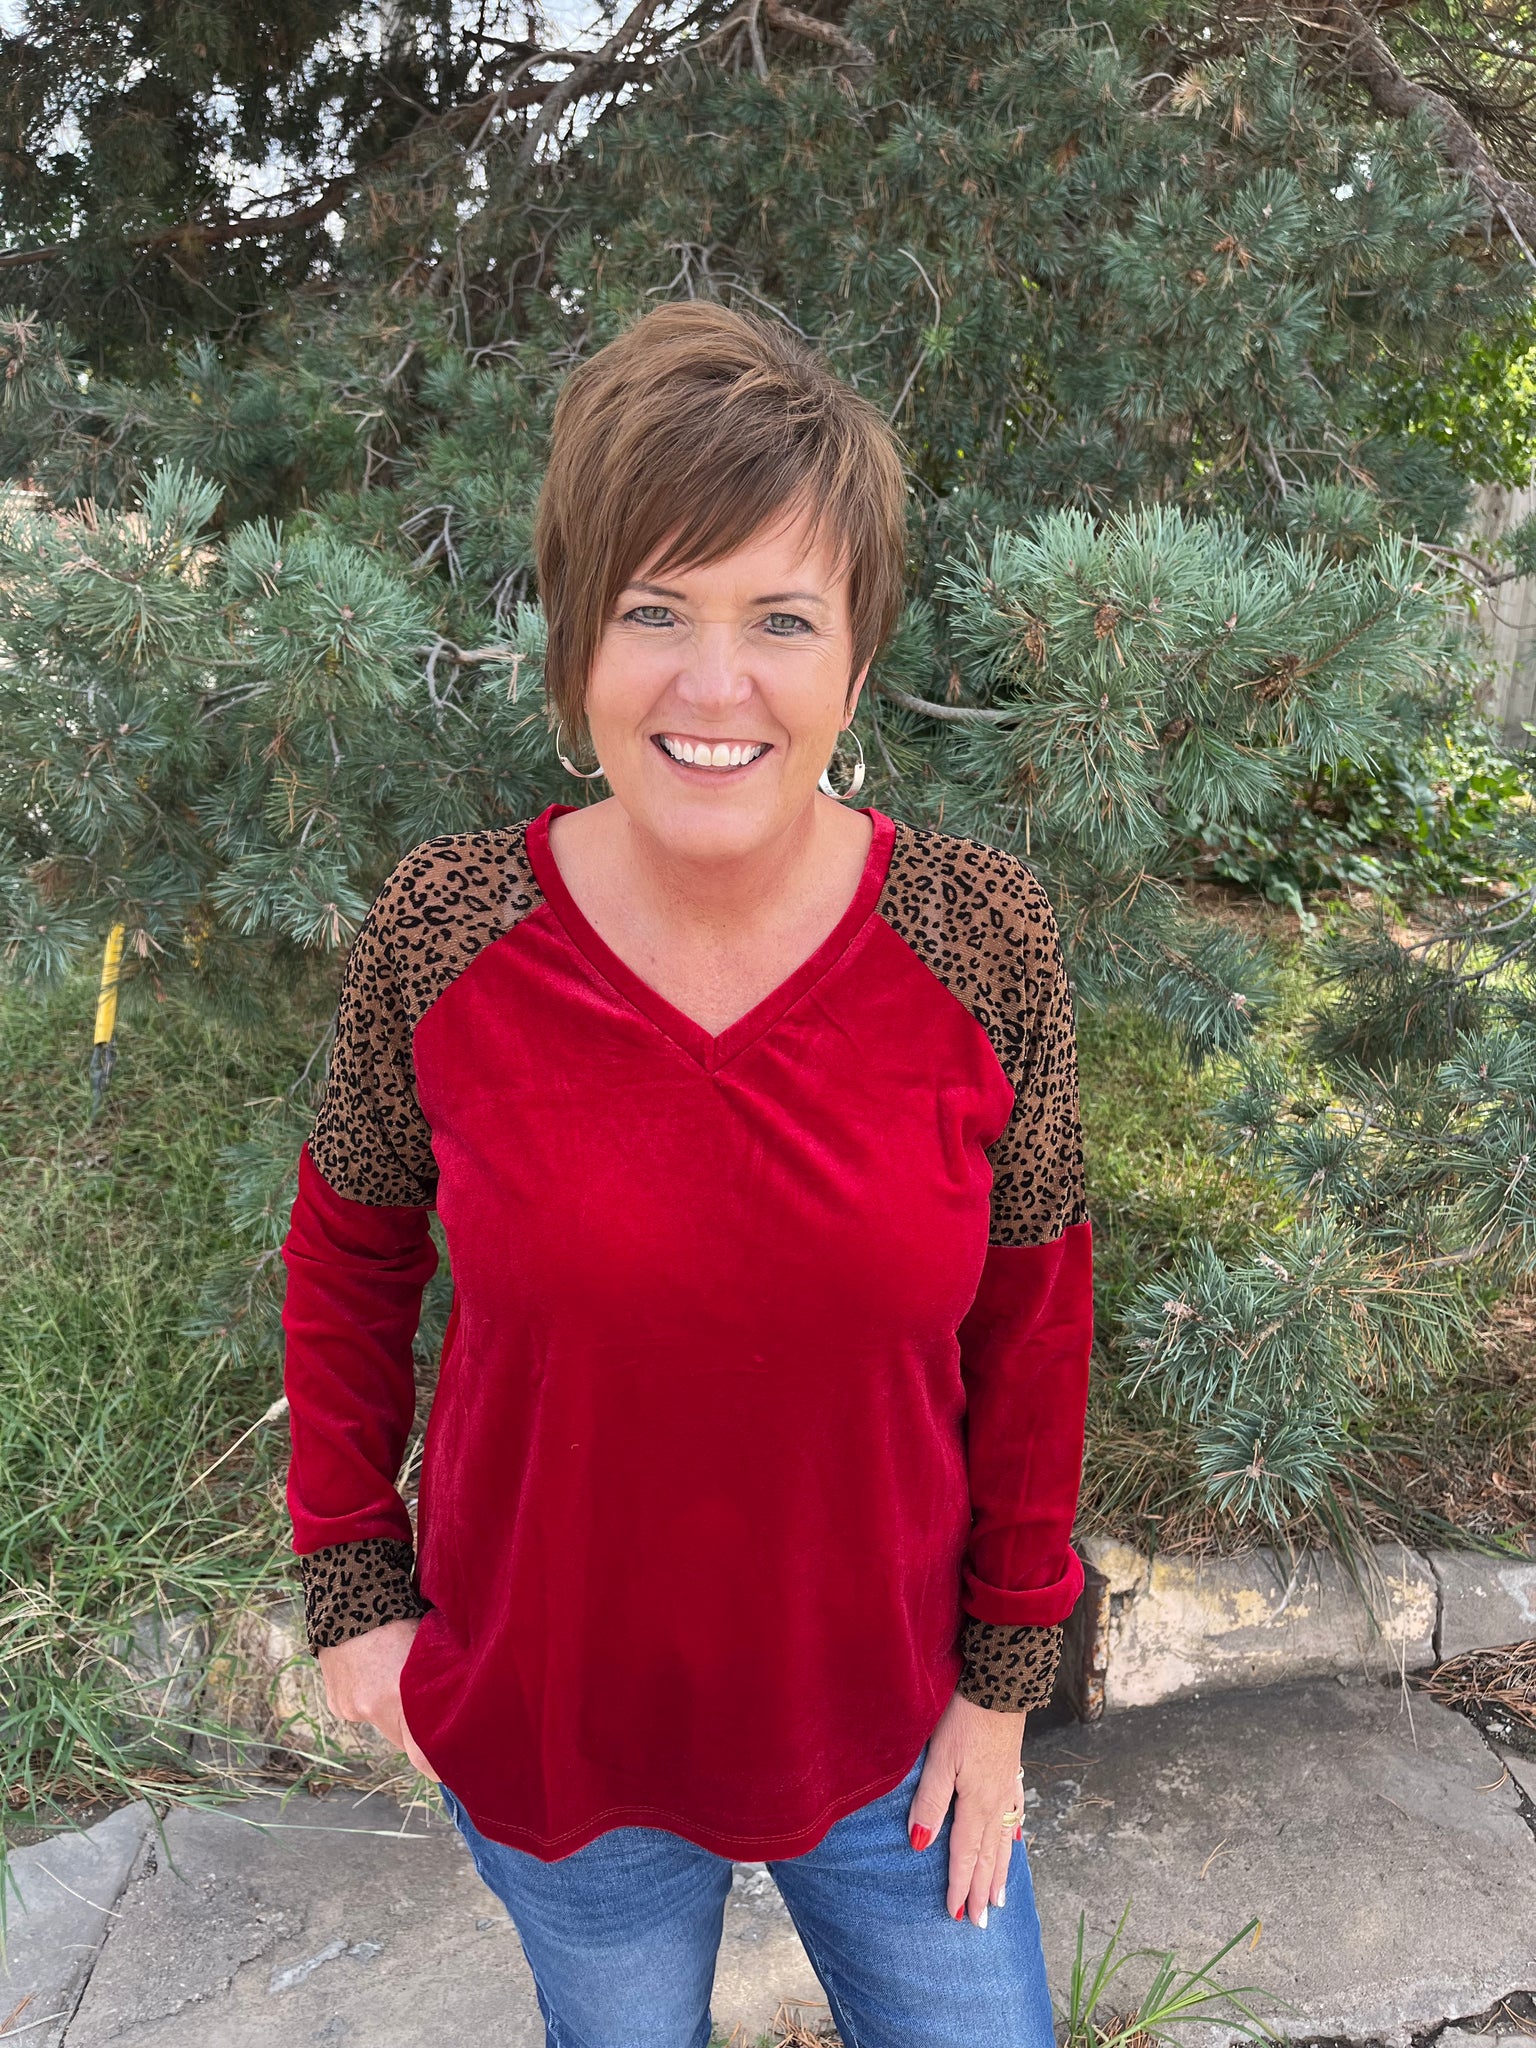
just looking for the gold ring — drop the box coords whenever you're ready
[998,1807,1024,1828]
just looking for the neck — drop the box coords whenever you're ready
[612,801,840,936]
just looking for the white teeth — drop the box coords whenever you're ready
[658,736,766,768]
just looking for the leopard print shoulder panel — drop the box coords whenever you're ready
[308,826,543,1206]
[874,821,1088,1247]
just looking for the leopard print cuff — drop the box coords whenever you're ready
[298,1537,428,1652]
[956,1619,1063,1713]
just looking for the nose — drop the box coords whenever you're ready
[673,622,754,712]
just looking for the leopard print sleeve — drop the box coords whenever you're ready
[981,860,1087,1251]
[957,1619,1063,1712]
[308,826,542,1206]
[308,898,438,1207]
[294,827,545,1654]
[873,823,1087,1249]
[876,825,1089,1710]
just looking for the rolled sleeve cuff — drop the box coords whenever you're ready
[297,1537,429,1653]
[961,1546,1085,1629]
[957,1620,1063,1712]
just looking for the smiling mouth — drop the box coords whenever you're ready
[653,734,771,771]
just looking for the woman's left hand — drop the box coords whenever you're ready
[906,1690,1027,1926]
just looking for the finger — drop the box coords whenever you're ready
[945,1802,987,1923]
[905,1754,955,1853]
[990,1766,1022,1906]
[353,1691,415,1760]
[326,1677,393,1730]
[968,1826,1004,1926]
[989,1828,1014,1909]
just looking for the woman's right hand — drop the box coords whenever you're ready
[317,1618,438,1779]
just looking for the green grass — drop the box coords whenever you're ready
[1076,1003,1294,1339]
[0,973,314,1829]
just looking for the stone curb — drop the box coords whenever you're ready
[198,1601,396,1769]
[1432,1550,1536,1661]
[1060,1537,1536,1717]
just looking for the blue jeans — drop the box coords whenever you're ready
[440,1743,1055,2048]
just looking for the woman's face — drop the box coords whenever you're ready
[581,505,869,863]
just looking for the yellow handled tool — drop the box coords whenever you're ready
[89,923,125,1118]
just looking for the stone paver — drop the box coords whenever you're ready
[50,1792,819,2047]
[1500,1744,1536,1808]
[713,1865,827,2042]
[11,1678,1535,2045]
[0,1801,148,2047]
[1023,1677,1536,2041]
[58,1791,540,2048]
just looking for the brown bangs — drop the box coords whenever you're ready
[534,303,909,737]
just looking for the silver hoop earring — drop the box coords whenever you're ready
[818,728,866,802]
[554,721,605,782]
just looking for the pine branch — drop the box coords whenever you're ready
[0,45,660,272]
[517,0,670,168]
[875,680,1017,725]
[6,6,1530,1545]
[1411,538,1525,588]
[1284,0,1536,247]
[762,1,874,69]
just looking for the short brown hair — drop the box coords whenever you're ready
[534,301,909,736]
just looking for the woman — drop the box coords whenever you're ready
[281,301,1094,2048]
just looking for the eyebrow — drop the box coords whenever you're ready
[627,580,831,608]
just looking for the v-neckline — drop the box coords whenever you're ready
[524,803,896,1073]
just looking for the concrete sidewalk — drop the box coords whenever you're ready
[4,1678,1535,2047]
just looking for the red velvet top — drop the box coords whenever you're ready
[282,804,1093,1860]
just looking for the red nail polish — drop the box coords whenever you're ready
[1013,1824,1022,1841]
[909,1823,933,1852]
[954,1903,965,1920]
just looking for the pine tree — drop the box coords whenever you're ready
[5,0,1536,1535]
[1125,797,1536,1528]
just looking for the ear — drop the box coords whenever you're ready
[843,659,873,727]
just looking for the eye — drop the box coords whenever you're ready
[623,604,675,627]
[763,611,813,636]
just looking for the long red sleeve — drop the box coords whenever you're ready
[957,1218,1093,1626]
[282,1145,437,1555]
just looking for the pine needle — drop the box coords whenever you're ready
[1419,1639,1536,1733]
